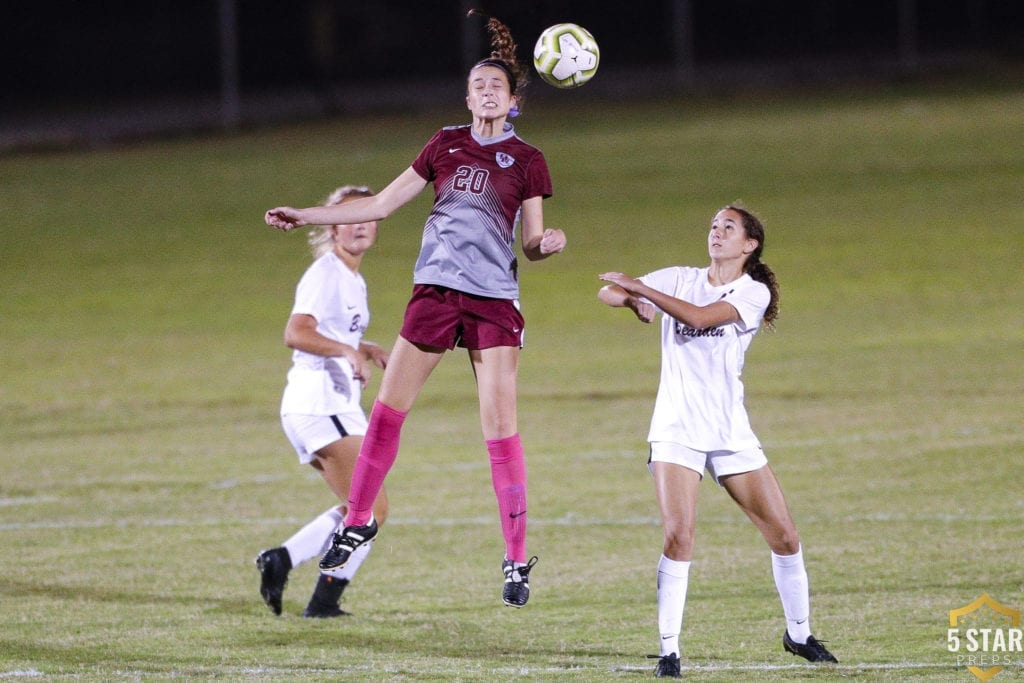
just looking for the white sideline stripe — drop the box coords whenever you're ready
[0,496,58,507]
[622,661,1024,673]
[2,663,1015,679]
[37,662,1017,677]
[1,511,1019,532]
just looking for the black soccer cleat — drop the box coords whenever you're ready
[648,653,682,678]
[302,575,351,618]
[501,556,538,608]
[319,517,378,571]
[255,547,292,616]
[783,630,838,663]
[303,603,349,618]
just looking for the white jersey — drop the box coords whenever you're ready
[280,252,369,416]
[640,266,769,451]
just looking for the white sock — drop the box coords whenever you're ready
[282,506,345,567]
[657,555,691,657]
[320,540,373,582]
[772,545,811,643]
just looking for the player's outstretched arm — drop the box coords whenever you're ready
[599,272,738,329]
[265,167,428,232]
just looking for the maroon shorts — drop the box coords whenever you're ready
[400,284,524,350]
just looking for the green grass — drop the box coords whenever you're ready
[1,79,1023,681]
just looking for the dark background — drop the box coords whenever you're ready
[2,0,1021,148]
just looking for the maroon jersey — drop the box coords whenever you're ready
[410,124,552,299]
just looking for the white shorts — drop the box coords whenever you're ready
[281,411,368,464]
[648,441,768,486]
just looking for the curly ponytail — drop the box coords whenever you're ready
[467,9,528,100]
[723,205,780,330]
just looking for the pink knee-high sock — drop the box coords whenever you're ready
[345,400,407,527]
[487,433,527,563]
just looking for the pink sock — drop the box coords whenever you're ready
[345,400,407,527]
[487,433,527,563]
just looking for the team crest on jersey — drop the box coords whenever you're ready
[496,152,515,168]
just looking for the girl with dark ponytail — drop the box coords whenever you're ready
[598,206,837,676]
[724,204,780,330]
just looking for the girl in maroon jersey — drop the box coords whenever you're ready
[265,14,565,608]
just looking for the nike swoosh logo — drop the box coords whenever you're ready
[509,510,527,519]
[449,147,461,153]
[662,635,674,640]
[795,618,808,624]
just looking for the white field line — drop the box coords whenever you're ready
[0,496,59,507]
[0,511,1021,532]
[3,661,1015,677]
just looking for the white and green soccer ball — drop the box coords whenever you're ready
[532,23,600,89]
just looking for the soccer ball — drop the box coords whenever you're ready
[532,23,600,89]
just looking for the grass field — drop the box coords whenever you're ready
[1,76,1023,681]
